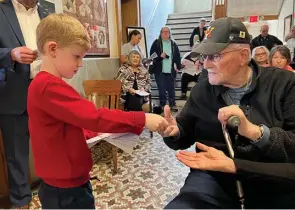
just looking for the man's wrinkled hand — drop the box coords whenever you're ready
[176,142,236,173]
[218,105,260,140]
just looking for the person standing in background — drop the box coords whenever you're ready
[149,27,181,113]
[120,30,143,64]
[189,18,207,47]
[0,0,48,208]
[251,24,282,51]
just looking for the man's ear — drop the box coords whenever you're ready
[240,49,250,66]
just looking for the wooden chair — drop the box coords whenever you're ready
[83,80,122,173]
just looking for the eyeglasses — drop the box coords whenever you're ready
[255,52,267,57]
[201,49,241,62]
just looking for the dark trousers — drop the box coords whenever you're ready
[165,170,295,209]
[155,73,175,107]
[38,180,95,209]
[181,73,199,94]
[123,93,144,111]
[0,113,31,207]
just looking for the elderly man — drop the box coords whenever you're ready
[189,17,207,47]
[251,24,282,51]
[0,0,48,208]
[162,17,295,209]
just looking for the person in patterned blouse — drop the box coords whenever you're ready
[116,50,151,112]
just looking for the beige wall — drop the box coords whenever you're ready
[174,0,212,13]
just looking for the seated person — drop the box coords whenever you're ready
[116,50,151,112]
[269,45,294,71]
[162,17,295,209]
[252,46,270,67]
[180,49,202,99]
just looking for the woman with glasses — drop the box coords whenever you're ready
[252,46,270,67]
[149,27,181,113]
[269,45,294,72]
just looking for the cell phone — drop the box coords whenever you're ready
[166,54,170,59]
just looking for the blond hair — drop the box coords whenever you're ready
[36,13,90,53]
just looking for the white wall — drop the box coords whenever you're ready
[244,20,278,39]
[278,0,293,42]
[174,0,212,13]
[141,0,174,53]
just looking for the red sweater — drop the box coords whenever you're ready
[27,71,146,188]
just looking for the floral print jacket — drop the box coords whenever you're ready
[116,64,151,96]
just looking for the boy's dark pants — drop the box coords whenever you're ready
[38,180,95,209]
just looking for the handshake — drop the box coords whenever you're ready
[144,105,179,137]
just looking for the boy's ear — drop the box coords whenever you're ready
[47,41,58,58]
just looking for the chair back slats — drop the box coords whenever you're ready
[83,80,122,110]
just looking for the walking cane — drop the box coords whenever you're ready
[221,116,245,209]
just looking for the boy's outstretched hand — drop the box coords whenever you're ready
[161,105,180,137]
[145,113,168,133]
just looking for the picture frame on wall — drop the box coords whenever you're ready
[62,0,110,56]
[126,26,148,58]
[284,15,292,40]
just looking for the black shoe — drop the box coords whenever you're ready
[170,106,178,112]
[180,94,187,100]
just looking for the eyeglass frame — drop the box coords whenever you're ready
[201,48,242,62]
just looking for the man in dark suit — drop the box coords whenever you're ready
[189,18,207,47]
[0,0,47,208]
[251,24,283,51]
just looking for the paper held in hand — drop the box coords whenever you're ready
[86,133,140,154]
[135,90,150,96]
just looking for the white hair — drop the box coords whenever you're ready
[200,18,207,22]
[252,46,270,59]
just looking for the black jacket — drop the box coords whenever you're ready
[251,34,283,51]
[189,26,207,47]
[164,60,295,186]
[149,39,181,79]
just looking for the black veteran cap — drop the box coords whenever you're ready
[192,17,251,55]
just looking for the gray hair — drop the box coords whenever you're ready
[269,45,291,65]
[252,46,270,59]
[127,50,142,65]
[200,18,207,22]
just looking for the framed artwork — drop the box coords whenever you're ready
[126,26,148,58]
[62,0,110,56]
[284,15,292,40]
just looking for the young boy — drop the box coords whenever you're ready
[28,14,168,209]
